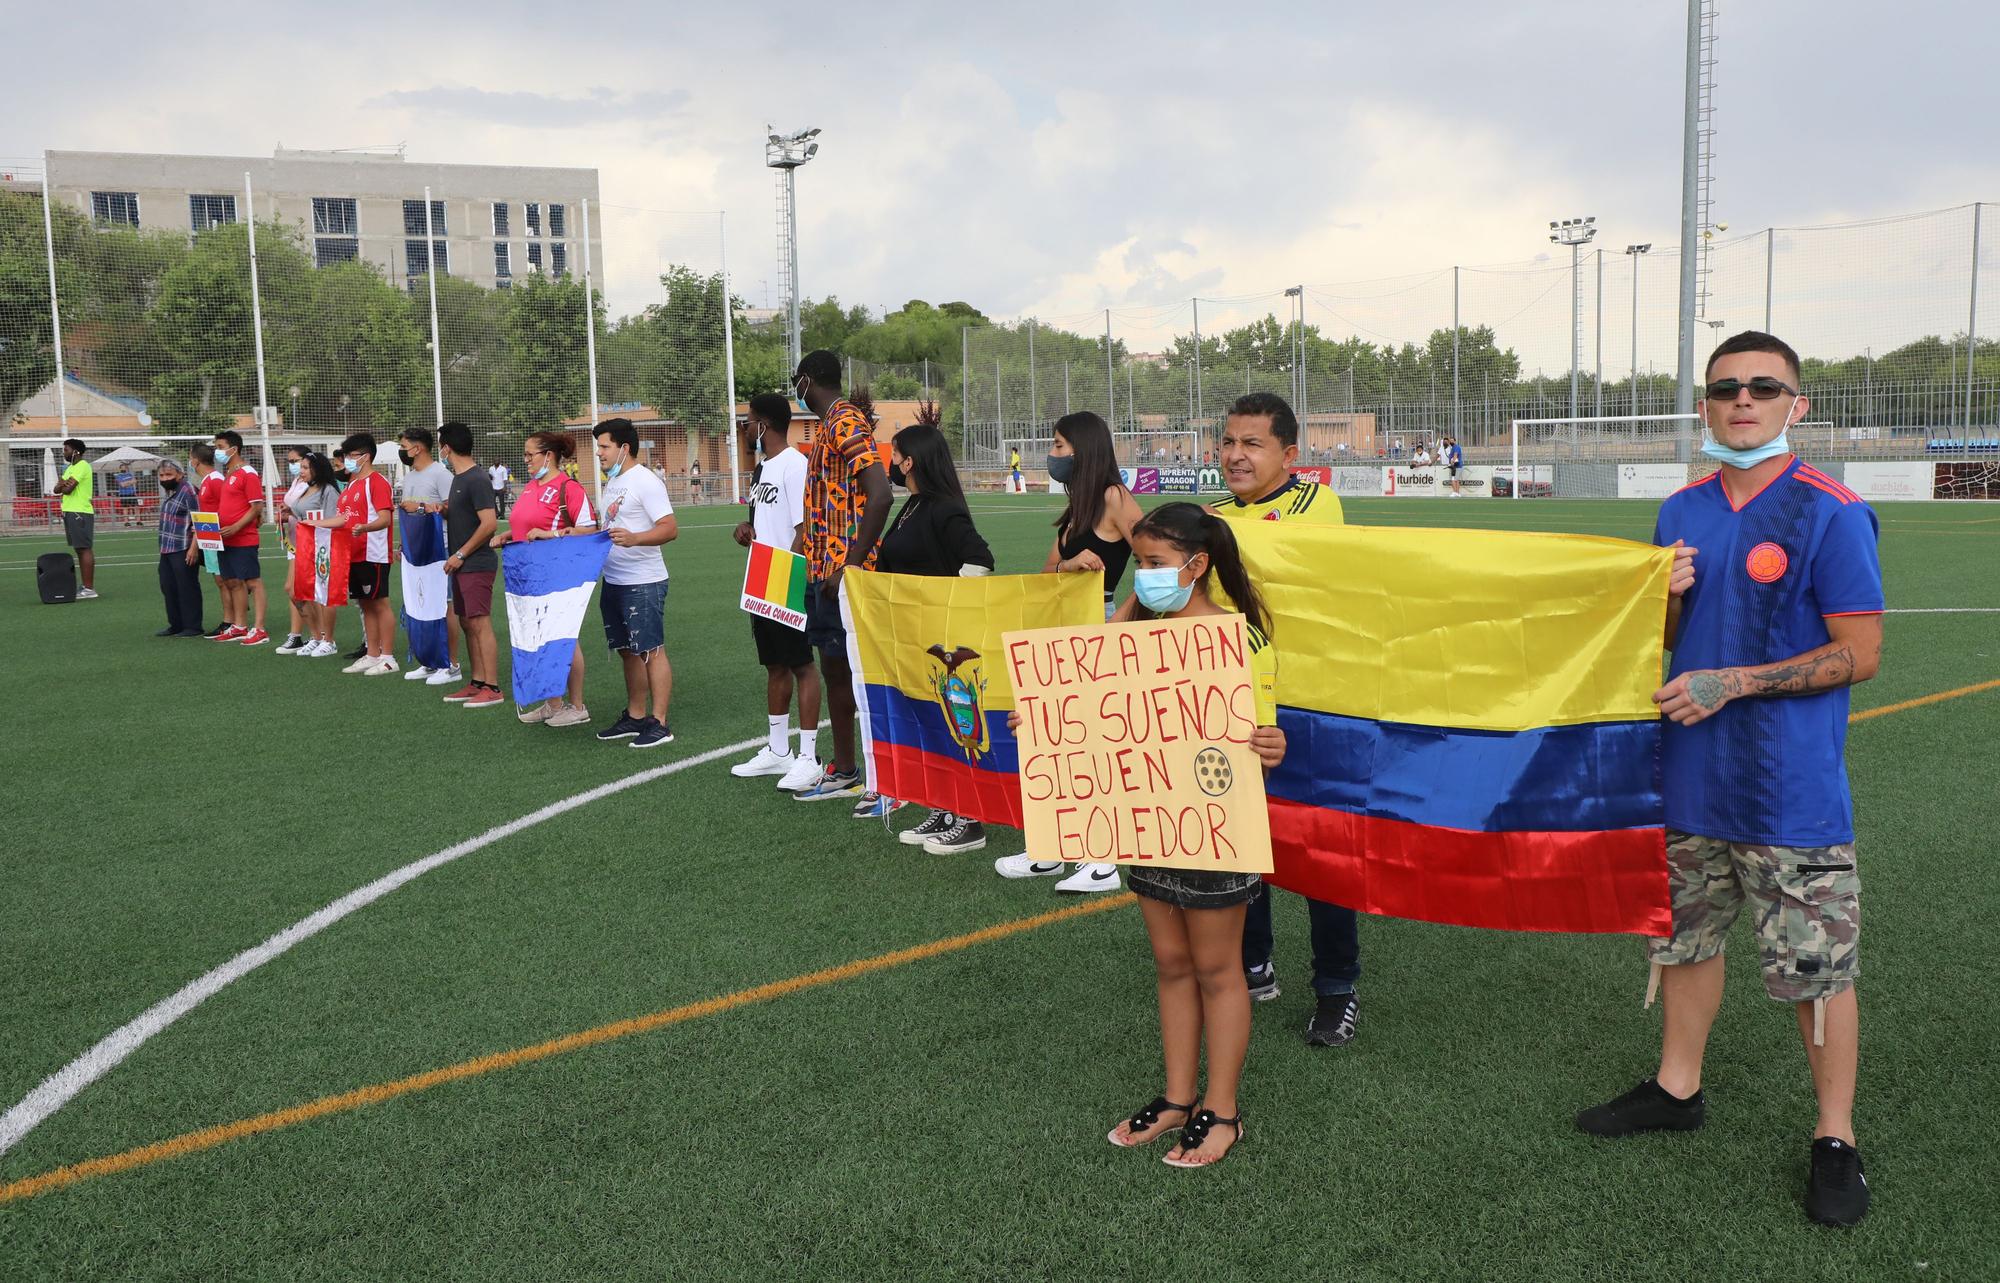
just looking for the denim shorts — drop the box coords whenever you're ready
[602,578,668,655]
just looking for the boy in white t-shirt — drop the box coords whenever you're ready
[729,393,822,789]
[592,419,678,749]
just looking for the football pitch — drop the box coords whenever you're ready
[2,496,1996,1281]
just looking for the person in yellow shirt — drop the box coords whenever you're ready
[55,437,98,598]
[1205,392,1361,1050]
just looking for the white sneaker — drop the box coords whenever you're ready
[732,746,796,778]
[311,640,338,657]
[404,664,434,681]
[77,587,99,600]
[994,853,1066,879]
[364,655,400,676]
[519,699,559,724]
[1055,862,1122,894]
[546,703,592,728]
[275,636,307,655]
[342,655,377,673]
[425,665,463,687]
[776,758,823,792]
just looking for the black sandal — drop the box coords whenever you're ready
[1163,1108,1244,1167]
[1107,1096,1194,1148]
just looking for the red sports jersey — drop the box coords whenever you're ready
[337,471,394,563]
[217,465,264,547]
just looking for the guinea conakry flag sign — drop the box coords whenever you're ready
[1230,520,1674,937]
[741,541,808,631]
[842,568,1103,827]
[291,522,350,607]
[1003,614,1274,874]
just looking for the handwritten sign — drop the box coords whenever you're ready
[192,511,224,552]
[741,541,808,631]
[1002,613,1273,873]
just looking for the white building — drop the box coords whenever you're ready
[42,148,602,292]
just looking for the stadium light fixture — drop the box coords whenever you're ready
[1624,244,1652,414]
[1549,215,1598,420]
[765,126,823,372]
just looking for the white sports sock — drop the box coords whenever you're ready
[797,727,818,762]
[767,715,789,755]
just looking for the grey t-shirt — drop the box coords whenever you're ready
[288,483,339,521]
[446,467,499,573]
[401,461,453,506]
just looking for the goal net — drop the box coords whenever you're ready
[1504,414,1702,498]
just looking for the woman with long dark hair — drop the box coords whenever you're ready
[995,410,1144,891]
[1012,501,1285,1169]
[869,424,996,853]
[492,430,598,726]
[275,444,313,654]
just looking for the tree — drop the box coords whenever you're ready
[499,271,593,433]
[636,265,730,432]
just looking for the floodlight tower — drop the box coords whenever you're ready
[1624,243,1652,414]
[765,126,821,375]
[1549,216,1598,420]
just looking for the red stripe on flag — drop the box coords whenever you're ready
[1265,798,1670,936]
[869,740,1025,829]
[746,540,774,600]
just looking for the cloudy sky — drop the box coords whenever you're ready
[5,1,1996,364]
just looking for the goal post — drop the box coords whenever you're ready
[1506,414,1703,498]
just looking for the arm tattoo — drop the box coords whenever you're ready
[1742,645,1856,696]
[1687,672,1728,709]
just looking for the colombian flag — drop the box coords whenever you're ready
[843,570,1104,827]
[1233,522,1673,936]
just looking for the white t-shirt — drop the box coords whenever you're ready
[1414,449,1432,467]
[401,461,453,505]
[602,465,673,586]
[489,463,509,492]
[748,447,806,549]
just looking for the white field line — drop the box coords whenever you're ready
[1883,607,2000,614]
[0,733,772,1159]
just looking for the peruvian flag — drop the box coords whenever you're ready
[293,522,351,606]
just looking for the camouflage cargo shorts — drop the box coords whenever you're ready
[1646,830,1860,1002]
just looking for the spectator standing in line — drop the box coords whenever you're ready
[438,422,503,709]
[494,430,597,727]
[286,452,344,658]
[192,444,228,633]
[275,445,312,653]
[333,432,398,675]
[730,393,822,788]
[54,438,97,599]
[210,430,269,645]
[593,418,679,748]
[152,457,204,637]
[488,459,510,518]
[789,350,893,802]
[397,427,463,687]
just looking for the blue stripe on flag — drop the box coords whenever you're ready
[503,533,613,706]
[401,510,445,566]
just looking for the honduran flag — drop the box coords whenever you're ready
[843,569,1103,827]
[399,511,452,672]
[503,532,613,707]
[291,522,350,606]
[1232,521,1674,936]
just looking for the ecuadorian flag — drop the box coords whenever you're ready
[1233,522,1673,936]
[843,570,1104,827]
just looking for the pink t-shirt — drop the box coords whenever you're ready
[508,474,595,541]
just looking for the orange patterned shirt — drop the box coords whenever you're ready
[804,398,884,581]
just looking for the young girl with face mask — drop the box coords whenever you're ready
[1021,500,1287,1169]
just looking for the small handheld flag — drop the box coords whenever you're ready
[192,512,223,552]
[741,541,808,631]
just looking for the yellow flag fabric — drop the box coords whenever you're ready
[843,569,1105,705]
[1229,522,1672,733]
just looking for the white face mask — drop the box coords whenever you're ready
[1700,394,1798,469]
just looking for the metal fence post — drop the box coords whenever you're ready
[1594,250,1604,419]
[37,171,69,435]
[714,207,736,501]
[960,326,969,445]
[1452,266,1461,438]
[1968,202,1983,431]
[1027,318,1037,427]
[1765,226,1775,332]
[422,186,445,429]
[244,173,275,522]
[1104,309,1114,423]
[1192,297,1203,425]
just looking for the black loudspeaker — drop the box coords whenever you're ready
[36,552,77,604]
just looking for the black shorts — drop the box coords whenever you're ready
[805,580,845,655]
[350,561,390,601]
[217,545,261,580]
[753,614,814,669]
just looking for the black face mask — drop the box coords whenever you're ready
[398,449,415,467]
[161,479,181,492]
[886,462,906,489]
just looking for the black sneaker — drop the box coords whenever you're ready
[923,819,987,854]
[154,626,177,637]
[630,718,675,749]
[1805,1137,1869,1227]
[596,713,648,741]
[205,623,228,638]
[1575,1078,1706,1137]
[899,810,955,846]
[1245,962,1280,1002]
[1305,992,1359,1048]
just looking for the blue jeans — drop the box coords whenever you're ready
[1242,885,1360,997]
[601,579,668,655]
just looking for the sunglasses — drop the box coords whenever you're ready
[1703,376,1798,401]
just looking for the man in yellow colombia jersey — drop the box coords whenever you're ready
[1207,391,1362,1049]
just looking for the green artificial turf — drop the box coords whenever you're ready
[1,496,1995,1281]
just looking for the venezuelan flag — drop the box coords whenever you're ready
[843,569,1104,827]
[1232,522,1673,936]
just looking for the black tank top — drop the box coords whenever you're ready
[1060,522,1132,595]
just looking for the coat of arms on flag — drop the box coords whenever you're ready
[291,522,350,606]
[741,541,808,631]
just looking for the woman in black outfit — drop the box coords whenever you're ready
[995,410,1144,891]
[870,424,996,855]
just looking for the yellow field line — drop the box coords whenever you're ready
[1850,677,2000,723]
[0,892,1136,1206]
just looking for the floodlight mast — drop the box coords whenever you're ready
[1625,244,1651,414]
[765,126,821,374]
[1549,216,1598,420]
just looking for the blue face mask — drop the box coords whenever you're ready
[605,459,624,480]
[1134,559,1196,614]
[343,457,360,475]
[532,465,550,481]
[1700,397,1796,469]
[215,448,231,466]
[287,461,301,478]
